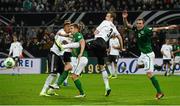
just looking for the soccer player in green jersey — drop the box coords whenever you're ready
[122,10,177,100]
[172,39,180,74]
[49,23,88,98]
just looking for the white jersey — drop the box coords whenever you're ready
[109,37,120,56]
[9,41,23,57]
[50,29,72,56]
[161,44,172,60]
[95,20,120,42]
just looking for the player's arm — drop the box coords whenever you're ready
[19,43,24,58]
[160,46,167,57]
[94,20,106,35]
[57,30,71,37]
[78,39,85,59]
[152,25,177,32]
[122,10,133,29]
[8,44,13,57]
[116,35,125,50]
[173,49,180,55]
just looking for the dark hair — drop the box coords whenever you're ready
[107,11,116,19]
[137,18,145,24]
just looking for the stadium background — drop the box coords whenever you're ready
[0,0,180,105]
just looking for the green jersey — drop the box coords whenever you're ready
[172,44,180,56]
[71,32,88,57]
[133,26,153,54]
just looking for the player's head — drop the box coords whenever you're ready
[63,20,71,33]
[111,34,116,38]
[106,12,116,21]
[70,23,80,34]
[165,39,170,44]
[12,36,17,42]
[136,18,145,30]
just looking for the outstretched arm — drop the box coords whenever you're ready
[117,35,125,51]
[122,10,133,29]
[153,25,177,32]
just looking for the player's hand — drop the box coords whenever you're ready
[122,48,126,51]
[122,10,128,18]
[168,25,177,29]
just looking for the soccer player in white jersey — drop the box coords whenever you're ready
[107,34,121,79]
[161,39,173,76]
[49,23,88,98]
[86,12,124,96]
[55,12,124,96]
[9,36,23,73]
[40,21,72,96]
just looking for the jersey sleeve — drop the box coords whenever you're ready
[146,27,153,36]
[161,45,164,52]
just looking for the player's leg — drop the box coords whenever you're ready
[40,53,58,96]
[107,56,113,78]
[51,56,65,89]
[111,56,117,78]
[172,56,180,75]
[72,57,88,98]
[144,52,164,100]
[167,61,171,76]
[54,52,72,86]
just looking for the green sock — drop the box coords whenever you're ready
[74,79,84,95]
[150,76,162,93]
[57,71,68,86]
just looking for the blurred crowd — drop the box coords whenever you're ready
[0,0,180,12]
[1,18,177,58]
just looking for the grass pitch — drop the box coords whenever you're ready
[0,74,180,105]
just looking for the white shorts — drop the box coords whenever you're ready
[70,57,88,75]
[137,52,155,72]
[174,56,180,64]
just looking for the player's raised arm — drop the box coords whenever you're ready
[152,25,177,32]
[122,10,133,29]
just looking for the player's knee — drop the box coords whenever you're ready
[71,74,78,80]
[64,64,72,71]
[146,72,153,78]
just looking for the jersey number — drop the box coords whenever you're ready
[107,28,113,38]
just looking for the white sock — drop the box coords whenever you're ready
[64,76,68,84]
[41,74,55,93]
[107,64,112,75]
[111,62,115,76]
[102,70,110,90]
[54,73,60,84]
[62,43,79,49]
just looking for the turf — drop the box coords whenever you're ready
[0,74,180,105]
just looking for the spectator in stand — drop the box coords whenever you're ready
[23,0,32,11]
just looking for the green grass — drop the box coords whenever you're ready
[0,74,180,105]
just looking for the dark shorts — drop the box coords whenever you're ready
[108,55,118,63]
[48,52,64,74]
[86,37,107,65]
[13,56,20,66]
[163,59,171,64]
[63,52,72,62]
